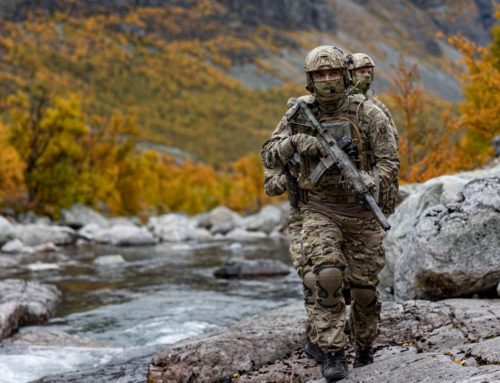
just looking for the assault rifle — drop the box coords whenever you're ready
[297,100,391,231]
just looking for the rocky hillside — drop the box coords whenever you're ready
[0,0,495,164]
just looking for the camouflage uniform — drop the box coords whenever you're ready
[260,46,400,357]
[263,168,317,341]
[350,53,399,149]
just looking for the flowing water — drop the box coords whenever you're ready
[0,239,302,382]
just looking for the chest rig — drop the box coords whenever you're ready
[287,97,374,193]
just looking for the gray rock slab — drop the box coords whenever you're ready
[0,279,61,340]
[148,299,500,383]
[337,350,500,383]
[148,304,306,383]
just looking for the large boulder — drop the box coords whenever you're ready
[381,175,468,290]
[60,204,108,229]
[394,177,500,300]
[0,216,15,245]
[381,164,500,291]
[242,205,284,234]
[147,214,212,242]
[0,279,61,340]
[92,225,158,246]
[12,224,76,246]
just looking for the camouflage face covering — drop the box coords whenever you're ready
[313,79,345,101]
[353,74,372,93]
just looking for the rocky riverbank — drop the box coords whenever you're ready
[147,299,500,382]
[0,164,499,382]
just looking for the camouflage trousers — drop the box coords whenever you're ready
[289,205,385,352]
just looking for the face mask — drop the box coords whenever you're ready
[354,74,372,93]
[313,79,345,102]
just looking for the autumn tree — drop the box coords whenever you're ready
[449,21,500,167]
[383,58,459,182]
[6,86,88,213]
[0,122,25,207]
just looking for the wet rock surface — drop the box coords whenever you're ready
[214,258,290,278]
[9,330,106,348]
[0,279,61,340]
[395,177,500,300]
[148,304,306,383]
[147,299,500,383]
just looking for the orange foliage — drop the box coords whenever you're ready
[449,26,500,167]
[384,58,461,183]
[0,122,25,207]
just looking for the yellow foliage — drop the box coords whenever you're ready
[0,122,25,207]
[383,58,460,183]
[449,28,500,167]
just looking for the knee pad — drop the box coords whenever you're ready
[316,266,343,308]
[303,271,316,305]
[351,286,377,310]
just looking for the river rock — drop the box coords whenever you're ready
[243,205,283,234]
[147,214,212,242]
[214,259,290,278]
[26,263,61,272]
[94,254,126,266]
[92,225,158,246]
[12,224,76,247]
[0,216,15,244]
[206,206,243,234]
[394,177,500,300]
[10,329,106,347]
[60,203,108,229]
[0,279,61,340]
[224,228,267,241]
[1,239,34,254]
[148,299,500,383]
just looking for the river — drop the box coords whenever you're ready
[0,238,301,382]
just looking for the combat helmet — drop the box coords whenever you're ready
[350,53,375,71]
[304,45,352,92]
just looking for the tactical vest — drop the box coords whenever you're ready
[287,95,398,213]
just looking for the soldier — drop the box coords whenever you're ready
[260,46,399,381]
[350,53,399,148]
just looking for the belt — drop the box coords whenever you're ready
[323,194,358,204]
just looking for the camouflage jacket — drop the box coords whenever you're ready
[260,94,400,209]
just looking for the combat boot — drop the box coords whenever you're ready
[304,340,325,364]
[353,342,374,368]
[321,349,348,382]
